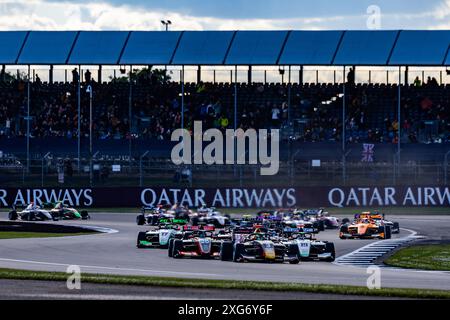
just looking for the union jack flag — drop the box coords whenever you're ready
[362,143,374,162]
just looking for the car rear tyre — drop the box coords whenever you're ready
[339,226,348,240]
[191,216,199,226]
[136,232,146,248]
[233,243,244,262]
[384,226,392,239]
[341,218,350,224]
[80,210,90,220]
[288,244,300,264]
[151,215,159,226]
[393,222,400,233]
[324,243,335,262]
[318,221,325,232]
[220,241,233,261]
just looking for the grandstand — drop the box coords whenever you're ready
[0,30,449,188]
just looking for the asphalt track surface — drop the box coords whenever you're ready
[0,279,401,300]
[0,212,450,297]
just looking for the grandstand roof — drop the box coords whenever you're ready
[0,30,449,66]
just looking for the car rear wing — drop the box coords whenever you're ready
[11,204,26,211]
[41,202,57,209]
[141,206,156,214]
[232,227,254,234]
[183,225,215,231]
[355,213,385,220]
[231,217,259,225]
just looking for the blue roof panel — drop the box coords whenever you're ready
[389,30,450,66]
[445,46,450,66]
[18,31,78,64]
[225,31,288,65]
[279,31,343,65]
[68,31,129,65]
[172,31,234,65]
[0,31,28,64]
[334,31,398,65]
[120,31,181,65]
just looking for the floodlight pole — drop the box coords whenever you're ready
[181,65,185,130]
[288,65,291,124]
[161,20,171,31]
[129,65,133,166]
[86,85,93,187]
[77,66,81,172]
[342,66,346,154]
[26,65,31,174]
[397,66,401,177]
[234,65,238,176]
[342,66,346,185]
[234,65,237,131]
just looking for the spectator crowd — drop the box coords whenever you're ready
[0,76,449,144]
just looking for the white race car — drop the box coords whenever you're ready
[281,228,335,262]
[190,206,230,227]
[8,203,55,221]
[137,224,182,248]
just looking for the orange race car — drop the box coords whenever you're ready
[356,211,400,234]
[339,214,392,240]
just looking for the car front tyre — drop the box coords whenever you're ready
[136,215,145,226]
[8,211,18,221]
[168,238,175,257]
[220,242,233,261]
[173,240,183,258]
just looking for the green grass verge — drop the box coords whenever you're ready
[0,231,93,240]
[385,244,450,271]
[0,268,449,299]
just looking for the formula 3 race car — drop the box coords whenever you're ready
[303,208,340,229]
[45,202,90,220]
[339,216,392,239]
[136,204,191,226]
[8,203,55,221]
[190,206,230,227]
[220,232,300,264]
[137,224,182,248]
[169,226,221,259]
[136,205,174,225]
[256,209,320,233]
[355,211,400,234]
[281,228,335,262]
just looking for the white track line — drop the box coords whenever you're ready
[0,258,220,277]
[69,224,119,234]
[334,228,423,268]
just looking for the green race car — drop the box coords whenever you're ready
[44,202,90,220]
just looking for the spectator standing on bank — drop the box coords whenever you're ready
[271,105,280,127]
[347,67,355,85]
[85,69,92,83]
[414,76,421,87]
[72,68,79,84]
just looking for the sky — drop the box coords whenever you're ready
[0,0,449,30]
